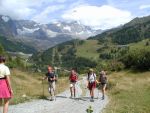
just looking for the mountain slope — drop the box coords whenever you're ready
[0,35,37,54]
[89,15,150,44]
[31,15,150,71]
[0,15,102,51]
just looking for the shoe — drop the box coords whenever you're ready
[102,96,105,100]
[90,98,94,102]
[90,96,94,102]
[50,98,54,101]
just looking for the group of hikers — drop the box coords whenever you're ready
[0,55,108,113]
[43,66,108,102]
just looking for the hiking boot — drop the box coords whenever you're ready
[102,95,105,100]
[90,96,94,102]
[50,98,54,101]
[70,96,73,99]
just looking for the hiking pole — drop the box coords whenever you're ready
[54,85,56,101]
[42,79,45,98]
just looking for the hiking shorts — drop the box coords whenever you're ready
[88,82,96,90]
[70,82,76,88]
[101,83,107,89]
[49,81,56,91]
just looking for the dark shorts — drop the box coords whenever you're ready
[101,83,107,88]
[88,82,96,90]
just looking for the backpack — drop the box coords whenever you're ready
[88,73,96,82]
[46,72,56,82]
[99,74,107,84]
[70,73,77,82]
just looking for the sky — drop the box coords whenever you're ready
[0,0,150,30]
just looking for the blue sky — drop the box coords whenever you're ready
[0,0,150,29]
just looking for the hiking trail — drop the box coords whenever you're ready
[8,77,108,113]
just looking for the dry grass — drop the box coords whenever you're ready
[103,71,150,113]
[10,69,69,104]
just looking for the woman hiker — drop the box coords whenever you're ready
[99,70,107,100]
[87,68,96,102]
[0,56,13,113]
[69,68,78,98]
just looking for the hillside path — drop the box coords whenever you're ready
[8,77,108,113]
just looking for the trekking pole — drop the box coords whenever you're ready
[42,79,45,98]
[54,83,56,101]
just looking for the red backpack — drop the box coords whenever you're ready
[70,74,77,82]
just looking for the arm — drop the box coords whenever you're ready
[43,74,47,80]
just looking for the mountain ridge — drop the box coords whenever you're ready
[0,15,102,51]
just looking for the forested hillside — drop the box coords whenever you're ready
[31,15,150,72]
[90,15,150,44]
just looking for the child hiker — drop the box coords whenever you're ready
[99,70,107,100]
[69,69,78,98]
[87,68,96,102]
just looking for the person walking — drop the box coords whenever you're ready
[43,66,57,101]
[87,68,96,102]
[0,56,13,113]
[99,70,107,100]
[69,69,78,98]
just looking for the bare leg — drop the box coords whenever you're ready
[0,99,2,113]
[91,88,94,98]
[102,84,106,99]
[70,87,73,97]
[3,98,10,113]
[73,87,76,97]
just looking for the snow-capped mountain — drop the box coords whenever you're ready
[0,15,102,51]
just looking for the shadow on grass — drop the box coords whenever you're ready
[38,95,48,100]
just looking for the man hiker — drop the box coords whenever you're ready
[99,70,107,100]
[43,66,57,101]
[69,69,78,98]
[87,68,96,102]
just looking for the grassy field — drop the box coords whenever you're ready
[103,71,150,113]
[129,39,150,50]
[10,69,69,104]
[76,40,101,60]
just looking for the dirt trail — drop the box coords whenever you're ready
[8,77,108,113]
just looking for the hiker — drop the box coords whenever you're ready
[87,68,96,101]
[99,70,107,100]
[69,69,78,98]
[0,56,13,113]
[43,66,57,101]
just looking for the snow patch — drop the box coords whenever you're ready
[77,31,84,34]
[17,27,40,35]
[46,29,57,37]
[2,16,10,22]
[56,23,61,27]
[63,26,71,32]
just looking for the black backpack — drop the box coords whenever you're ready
[46,72,56,82]
[99,74,107,84]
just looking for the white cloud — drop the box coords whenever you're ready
[62,5,132,29]
[139,4,150,9]
[0,0,66,20]
[32,5,65,24]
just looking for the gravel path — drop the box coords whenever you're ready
[7,77,108,113]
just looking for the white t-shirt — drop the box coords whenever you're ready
[0,63,10,78]
[87,73,96,83]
